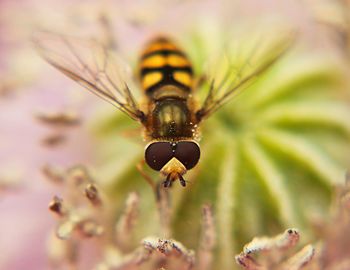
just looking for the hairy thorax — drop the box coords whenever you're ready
[147,97,195,140]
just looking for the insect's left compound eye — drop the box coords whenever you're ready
[145,142,173,171]
[174,141,201,170]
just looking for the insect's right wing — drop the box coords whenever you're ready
[33,31,145,122]
[195,28,295,122]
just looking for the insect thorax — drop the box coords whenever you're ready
[150,96,194,139]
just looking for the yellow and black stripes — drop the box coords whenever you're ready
[139,37,193,95]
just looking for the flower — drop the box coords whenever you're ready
[1,0,350,270]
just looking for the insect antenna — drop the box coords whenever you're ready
[163,174,172,188]
[178,173,186,187]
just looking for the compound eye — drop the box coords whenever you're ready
[174,141,200,170]
[145,142,173,171]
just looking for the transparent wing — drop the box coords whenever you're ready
[195,30,295,121]
[33,31,145,122]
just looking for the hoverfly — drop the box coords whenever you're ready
[34,30,291,187]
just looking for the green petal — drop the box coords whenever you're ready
[260,101,350,136]
[242,137,298,227]
[258,128,345,185]
[216,141,237,269]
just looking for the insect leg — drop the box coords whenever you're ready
[136,160,157,191]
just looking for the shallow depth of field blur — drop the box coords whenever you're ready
[1,0,350,269]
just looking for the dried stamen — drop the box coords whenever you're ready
[49,196,67,216]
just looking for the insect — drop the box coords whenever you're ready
[34,31,291,188]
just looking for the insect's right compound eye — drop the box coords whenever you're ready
[145,142,173,171]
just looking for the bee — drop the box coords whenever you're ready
[34,30,291,188]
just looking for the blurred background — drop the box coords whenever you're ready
[1,0,350,269]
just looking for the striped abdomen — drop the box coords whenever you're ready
[139,37,193,99]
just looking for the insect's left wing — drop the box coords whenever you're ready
[33,31,145,122]
[196,31,294,122]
